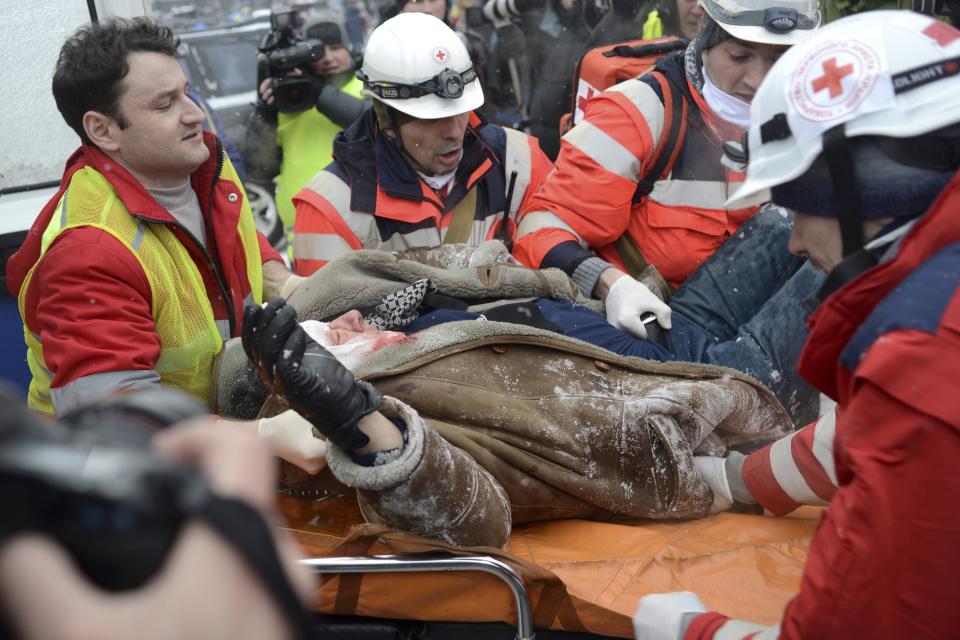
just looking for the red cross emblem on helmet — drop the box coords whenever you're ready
[431,47,450,64]
[789,40,881,123]
[811,57,854,99]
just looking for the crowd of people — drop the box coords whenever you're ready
[3,1,960,639]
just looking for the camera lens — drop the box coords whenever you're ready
[274,77,316,112]
[286,87,305,105]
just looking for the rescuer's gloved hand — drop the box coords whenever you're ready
[604,276,672,339]
[633,592,707,640]
[694,456,734,513]
[242,300,379,452]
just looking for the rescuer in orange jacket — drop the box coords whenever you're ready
[290,13,553,276]
[513,0,821,340]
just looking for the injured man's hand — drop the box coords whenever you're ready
[242,300,396,454]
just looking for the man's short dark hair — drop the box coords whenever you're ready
[52,17,180,145]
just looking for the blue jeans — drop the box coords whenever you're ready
[665,206,824,425]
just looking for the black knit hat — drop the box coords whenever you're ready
[771,136,955,219]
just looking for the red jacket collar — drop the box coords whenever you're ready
[6,131,222,296]
[73,131,221,223]
[798,169,960,400]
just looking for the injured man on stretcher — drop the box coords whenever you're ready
[213,209,825,548]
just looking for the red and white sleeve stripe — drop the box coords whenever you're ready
[685,612,780,639]
[741,408,839,516]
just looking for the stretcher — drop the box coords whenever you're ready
[280,493,821,639]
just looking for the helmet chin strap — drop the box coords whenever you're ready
[381,105,456,178]
[823,124,865,257]
[378,103,417,166]
[813,124,878,304]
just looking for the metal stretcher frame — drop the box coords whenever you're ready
[301,554,535,640]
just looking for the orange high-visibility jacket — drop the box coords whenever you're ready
[291,110,554,276]
[514,53,767,289]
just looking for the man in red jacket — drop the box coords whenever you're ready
[633,10,960,640]
[6,18,302,416]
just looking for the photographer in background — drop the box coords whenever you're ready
[0,390,314,639]
[585,0,704,50]
[380,0,451,24]
[469,0,541,129]
[243,10,369,252]
[526,0,592,158]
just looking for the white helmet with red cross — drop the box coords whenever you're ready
[728,10,960,207]
[359,12,483,120]
[699,0,821,46]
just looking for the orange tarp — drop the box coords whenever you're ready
[281,495,820,638]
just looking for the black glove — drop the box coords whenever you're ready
[495,23,527,62]
[242,300,380,451]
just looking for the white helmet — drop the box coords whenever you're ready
[359,13,483,120]
[728,10,960,208]
[699,0,821,45]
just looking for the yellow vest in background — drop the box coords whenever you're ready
[275,75,365,239]
[642,10,665,40]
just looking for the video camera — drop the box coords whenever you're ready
[257,10,328,112]
[0,389,212,591]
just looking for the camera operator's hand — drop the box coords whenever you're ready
[243,300,381,452]
[259,69,308,107]
[259,76,276,106]
[0,421,315,640]
[495,23,527,61]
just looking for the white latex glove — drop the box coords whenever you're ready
[257,410,328,474]
[605,275,672,339]
[634,591,708,640]
[694,456,734,513]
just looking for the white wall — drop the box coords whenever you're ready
[0,0,151,193]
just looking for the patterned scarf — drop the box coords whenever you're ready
[363,278,437,331]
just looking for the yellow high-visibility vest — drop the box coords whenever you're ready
[19,158,262,414]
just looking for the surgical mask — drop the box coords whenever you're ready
[702,67,752,129]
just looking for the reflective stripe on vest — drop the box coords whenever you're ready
[293,170,378,263]
[296,126,536,263]
[19,163,261,414]
[604,76,771,210]
[516,210,586,245]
